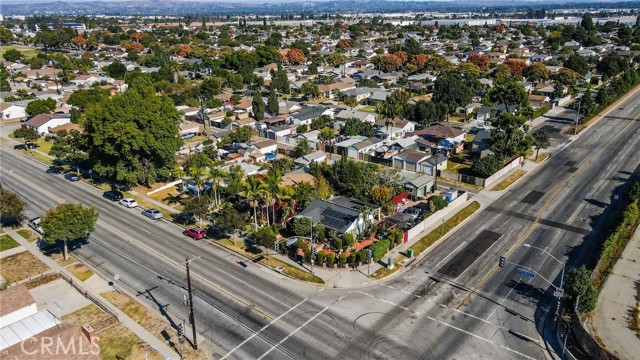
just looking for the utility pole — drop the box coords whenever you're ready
[574,100,581,135]
[185,257,199,350]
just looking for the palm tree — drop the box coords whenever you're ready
[244,176,265,231]
[187,163,210,199]
[265,169,283,224]
[209,167,225,207]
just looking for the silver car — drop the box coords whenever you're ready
[142,209,162,220]
[28,217,44,234]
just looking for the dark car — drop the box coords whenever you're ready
[46,166,63,174]
[175,212,197,225]
[65,173,80,181]
[183,227,206,240]
[103,190,123,201]
[111,183,131,192]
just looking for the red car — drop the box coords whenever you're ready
[183,227,206,240]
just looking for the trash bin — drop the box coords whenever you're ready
[406,248,414,258]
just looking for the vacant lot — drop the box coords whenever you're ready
[16,228,38,242]
[63,304,163,360]
[68,263,94,281]
[0,251,50,283]
[102,291,208,360]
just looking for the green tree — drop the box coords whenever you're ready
[565,265,598,313]
[0,27,14,45]
[224,164,245,195]
[294,139,312,158]
[300,82,319,99]
[40,203,98,260]
[103,60,126,80]
[67,87,110,109]
[255,226,276,249]
[342,117,374,137]
[0,187,25,226]
[344,97,357,110]
[245,176,265,231]
[472,155,504,178]
[563,53,589,75]
[293,216,312,237]
[50,129,87,174]
[252,93,265,120]
[2,48,24,62]
[488,78,529,112]
[267,87,279,115]
[433,73,472,114]
[532,130,550,161]
[183,195,211,225]
[214,203,247,235]
[13,127,40,148]
[523,63,550,83]
[26,98,56,115]
[581,14,594,31]
[84,87,182,186]
[0,68,10,92]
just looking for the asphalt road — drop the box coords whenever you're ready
[1,89,639,360]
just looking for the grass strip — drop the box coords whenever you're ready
[16,228,38,242]
[491,170,527,191]
[0,234,20,251]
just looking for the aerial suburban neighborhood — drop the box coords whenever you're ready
[0,0,640,359]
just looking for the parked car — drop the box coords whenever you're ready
[103,190,123,201]
[403,207,421,220]
[111,183,131,192]
[64,173,80,181]
[183,227,206,240]
[175,212,196,225]
[46,166,63,174]
[28,217,44,234]
[142,209,162,220]
[118,198,139,208]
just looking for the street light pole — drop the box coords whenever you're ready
[523,243,565,289]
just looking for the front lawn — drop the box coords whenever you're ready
[0,234,20,251]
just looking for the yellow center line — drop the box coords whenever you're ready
[456,106,640,309]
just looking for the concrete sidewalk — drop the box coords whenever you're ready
[591,229,640,360]
[6,230,180,360]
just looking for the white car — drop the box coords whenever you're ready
[119,198,139,208]
[28,217,44,234]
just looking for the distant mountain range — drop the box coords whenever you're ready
[2,0,639,16]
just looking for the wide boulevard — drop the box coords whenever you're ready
[2,88,639,359]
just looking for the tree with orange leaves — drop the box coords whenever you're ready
[177,44,192,57]
[410,53,430,70]
[130,32,145,41]
[392,51,408,65]
[122,40,145,53]
[467,53,490,71]
[378,54,402,72]
[336,39,353,50]
[71,34,87,49]
[286,48,306,64]
[504,59,527,76]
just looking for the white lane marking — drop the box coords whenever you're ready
[499,345,537,360]
[354,291,421,314]
[487,280,520,320]
[426,315,493,344]
[256,292,346,360]
[220,292,318,360]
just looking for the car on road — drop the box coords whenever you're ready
[103,190,123,201]
[28,217,44,234]
[175,212,196,225]
[183,227,206,240]
[46,166,63,174]
[142,209,163,220]
[118,198,138,208]
[64,173,80,181]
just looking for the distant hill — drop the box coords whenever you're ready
[1,0,640,16]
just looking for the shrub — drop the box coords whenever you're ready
[255,226,276,248]
[343,233,355,248]
[317,251,326,265]
[371,239,390,262]
[339,253,348,266]
[349,252,357,263]
[356,250,366,263]
[305,249,312,262]
[293,217,312,237]
[472,155,504,178]
[296,238,309,251]
[326,253,336,267]
[334,238,343,250]
[429,196,449,211]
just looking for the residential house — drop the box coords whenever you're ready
[266,124,296,140]
[399,170,435,199]
[296,197,379,235]
[342,87,378,102]
[24,113,71,135]
[231,117,256,131]
[476,105,492,123]
[294,150,327,166]
[286,106,333,126]
[529,94,551,109]
[456,102,482,116]
[392,149,434,174]
[317,82,356,99]
[471,130,491,153]
[334,109,377,130]
[0,103,26,120]
[374,119,416,140]
[346,137,384,160]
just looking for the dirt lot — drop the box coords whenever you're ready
[0,251,50,283]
